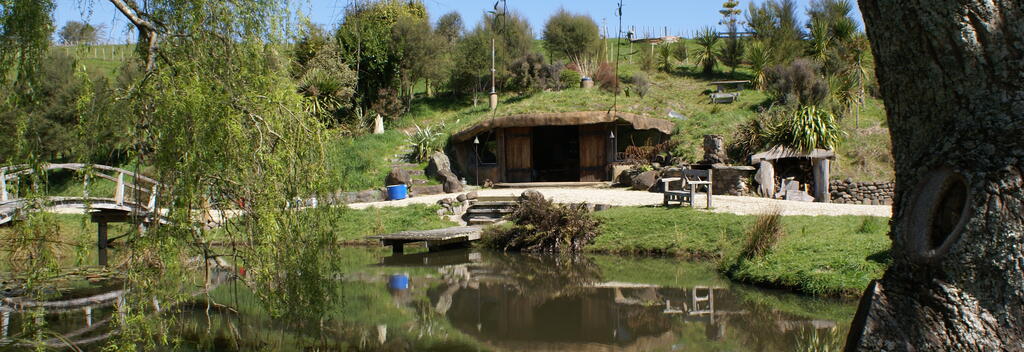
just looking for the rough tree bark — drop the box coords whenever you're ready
[847,1,1024,350]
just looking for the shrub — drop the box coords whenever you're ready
[593,62,620,93]
[637,44,656,72]
[671,41,688,64]
[408,124,446,162]
[740,209,785,259]
[631,72,651,98]
[766,58,829,106]
[506,52,547,94]
[718,37,745,73]
[480,196,601,253]
[777,105,843,151]
[657,44,673,73]
[728,108,782,161]
[559,68,581,89]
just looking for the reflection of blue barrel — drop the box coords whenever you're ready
[386,184,408,200]
[388,274,410,290]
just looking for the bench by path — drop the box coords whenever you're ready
[368,226,483,254]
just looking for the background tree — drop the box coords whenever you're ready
[390,18,443,106]
[847,0,1024,349]
[435,11,463,44]
[450,10,534,99]
[57,20,99,45]
[335,0,427,111]
[542,9,600,64]
[746,0,803,64]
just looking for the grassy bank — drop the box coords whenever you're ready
[592,207,891,297]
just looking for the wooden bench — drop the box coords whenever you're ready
[661,169,713,208]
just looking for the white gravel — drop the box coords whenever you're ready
[348,188,892,217]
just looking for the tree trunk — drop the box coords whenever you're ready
[847,1,1024,350]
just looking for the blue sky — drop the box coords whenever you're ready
[54,0,863,44]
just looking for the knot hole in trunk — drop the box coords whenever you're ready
[906,168,971,263]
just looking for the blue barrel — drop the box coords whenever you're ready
[388,274,410,291]
[386,184,408,200]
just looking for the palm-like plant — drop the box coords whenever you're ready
[693,27,720,75]
[408,123,447,163]
[746,41,774,90]
[658,44,673,73]
[807,20,832,63]
[718,37,745,73]
[779,105,843,152]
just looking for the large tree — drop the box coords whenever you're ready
[58,20,99,45]
[847,0,1024,349]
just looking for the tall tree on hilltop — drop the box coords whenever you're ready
[542,8,601,64]
[58,21,100,45]
[847,1,1024,349]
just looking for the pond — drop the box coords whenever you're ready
[1,247,854,351]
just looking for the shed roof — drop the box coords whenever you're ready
[750,145,836,164]
[450,111,675,143]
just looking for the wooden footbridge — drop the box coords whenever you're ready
[1,163,164,265]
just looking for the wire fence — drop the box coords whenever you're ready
[52,44,133,61]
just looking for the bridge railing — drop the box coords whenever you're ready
[0,163,161,211]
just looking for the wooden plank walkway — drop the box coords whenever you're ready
[368,226,483,254]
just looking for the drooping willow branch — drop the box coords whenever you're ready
[107,0,158,72]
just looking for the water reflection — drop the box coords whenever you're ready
[0,248,852,351]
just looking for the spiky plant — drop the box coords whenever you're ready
[746,41,774,90]
[693,27,721,75]
[658,44,673,73]
[779,105,843,152]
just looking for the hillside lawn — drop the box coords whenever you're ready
[592,206,891,297]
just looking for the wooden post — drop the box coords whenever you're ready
[82,173,89,198]
[97,221,108,266]
[84,307,92,327]
[0,170,6,202]
[1,311,7,338]
[114,172,124,205]
[147,185,158,210]
[812,158,831,203]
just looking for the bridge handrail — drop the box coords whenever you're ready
[1,163,159,185]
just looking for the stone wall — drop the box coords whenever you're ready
[830,180,894,205]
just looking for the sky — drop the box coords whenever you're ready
[54,0,864,44]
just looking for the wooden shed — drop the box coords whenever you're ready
[450,111,674,184]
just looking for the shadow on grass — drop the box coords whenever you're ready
[866,248,891,265]
[669,66,756,82]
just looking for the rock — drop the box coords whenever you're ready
[845,177,854,184]
[520,189,544,201]
[651,162,662,169]
[456,194,467,202]
[441,170,464,193]
[465,191,479,200]
[755,161,776,197]
[700,135,727,165]
[871,198,880,205]
[425,151,453,180]
[868,185,878,191]
[631,171,659,191]
[385,168,411,186]
[437,198,453,206]
[410,185,444,196]
[372,114,385,134]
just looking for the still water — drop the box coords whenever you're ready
[1,247,854,351]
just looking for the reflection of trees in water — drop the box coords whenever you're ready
[475,252,602,298]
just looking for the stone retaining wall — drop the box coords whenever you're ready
[830,180,894,205]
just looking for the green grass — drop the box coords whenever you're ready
[591,207,891,297]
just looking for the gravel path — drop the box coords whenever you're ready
[348,188,892,217]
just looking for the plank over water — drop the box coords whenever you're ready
[368,226,483,242]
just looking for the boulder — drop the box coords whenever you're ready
[755,161,776,197]
[631,171,659,191]
[465,191,479,200]
[385,168,411,186]
[438,198,453,206]
[425,151,453,180]
[456,194,467,202]
[520,189,544,201]
[700,134,727,165]
[440,169,464,193]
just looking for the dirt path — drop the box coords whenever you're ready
[348,188,892,217]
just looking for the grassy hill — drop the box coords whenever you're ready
[68,42,894,192]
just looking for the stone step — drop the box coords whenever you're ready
[468,218,500,225]
[467,208,514,214]
[406,169,425,176]
[391,163,420,169]
[472,201,517,207]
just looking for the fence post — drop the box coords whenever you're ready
[147,185,157,210]
[115,172,125,205]
[1,170,6,202]
[83,173,90,198]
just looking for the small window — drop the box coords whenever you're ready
[476,132,498,164]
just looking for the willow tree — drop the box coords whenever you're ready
[3,0,340,346]
[847,0,1024,349]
